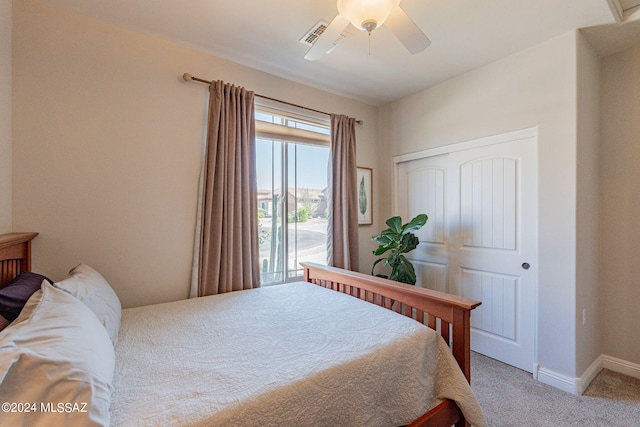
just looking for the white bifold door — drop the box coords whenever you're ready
[395,129,537,373]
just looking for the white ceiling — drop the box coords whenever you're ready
[39,0,638,106]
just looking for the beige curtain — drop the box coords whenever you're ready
[327,114,359,270]
[195,80,259,296]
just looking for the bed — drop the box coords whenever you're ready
[0,232,486,427]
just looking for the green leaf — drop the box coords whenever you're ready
[371,231,394,246]
[387,252,400,267]
[373,243,395,256]
[385,216,403,234]
[402,213,428,234]
[393,255,417,285]
[379,229,397,238]
[398,233,420,254]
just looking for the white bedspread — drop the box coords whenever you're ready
[110,281,487,426]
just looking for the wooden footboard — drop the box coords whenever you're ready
[302,262,481,427]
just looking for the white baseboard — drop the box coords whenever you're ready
[536,366,577,394]
[538,354,640,396]
[601,354,640,380]
[576,355,603,395]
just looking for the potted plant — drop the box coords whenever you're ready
[371,214,428,285]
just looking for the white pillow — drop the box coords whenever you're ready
[0,282,115,426]
[54,264,121,346]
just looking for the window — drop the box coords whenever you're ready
[255,108,330,285]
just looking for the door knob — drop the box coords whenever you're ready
[522,262,530,270]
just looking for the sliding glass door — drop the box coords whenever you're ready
[255,111,330,285]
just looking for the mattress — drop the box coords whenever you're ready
[110,281,486,426]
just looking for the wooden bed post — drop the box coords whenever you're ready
[452,307,472,383]
[0,232,39,288]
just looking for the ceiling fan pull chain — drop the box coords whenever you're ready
[368,31,371,55]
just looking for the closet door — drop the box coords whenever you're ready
[396,132,537,373]
[396,153,451,294]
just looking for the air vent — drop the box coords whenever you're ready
[300,20,350,49]
[300,21,328,46]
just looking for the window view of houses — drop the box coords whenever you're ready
[257,186,328,284]
[255,125,330,284]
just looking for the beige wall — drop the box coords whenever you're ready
[12,0,379,308]
[0,0,11,233]
[380,32,581,378]
[575,32,602,376]
[601,43,640,365]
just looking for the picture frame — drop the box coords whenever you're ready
[357,166,373,225]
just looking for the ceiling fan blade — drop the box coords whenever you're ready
[385,6,431,54]
[304,14,350,60]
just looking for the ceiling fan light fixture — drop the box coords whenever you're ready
[337,0,400,32]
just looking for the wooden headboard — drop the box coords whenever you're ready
[0,232,39,288]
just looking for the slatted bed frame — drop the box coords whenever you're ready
[302,262,481,427]
[0,233,481,427]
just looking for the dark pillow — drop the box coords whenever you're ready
[0,272,51,330]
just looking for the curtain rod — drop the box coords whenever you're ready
[182,73,362,125]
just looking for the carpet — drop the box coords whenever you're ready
[470,352,640,426]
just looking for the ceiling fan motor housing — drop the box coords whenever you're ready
[361,19,377,32]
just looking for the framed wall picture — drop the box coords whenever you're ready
[357,167,373,225]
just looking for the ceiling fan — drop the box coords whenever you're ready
[304,0,431,60]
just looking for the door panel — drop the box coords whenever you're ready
[413,260,448,293]
[396,132,537,373]
[460,158,517,250]
[462,268,517,340]
[397,154,450,293]
[407,167,446,244]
